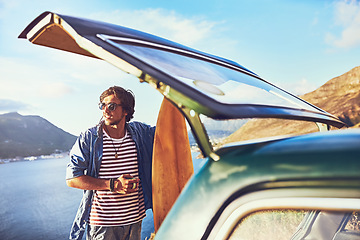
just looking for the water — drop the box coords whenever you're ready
[0,153,206,240]
[0,157,154,240]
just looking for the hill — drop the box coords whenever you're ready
[225,66,360,143]
[302,66,360,126]
[0,112,77,159]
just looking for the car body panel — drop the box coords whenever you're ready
[154,129,360,239]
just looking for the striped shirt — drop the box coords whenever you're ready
[89,129,146,226]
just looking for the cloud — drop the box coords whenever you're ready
[90,8,220,47]
[294,78,318,95]
[326,0,360,48]
[0,56,75,99]
[88,8,238,64]
[0,0,18,19]
[0,99,31,112]
[39,82,73,98]
[279,78,318,95]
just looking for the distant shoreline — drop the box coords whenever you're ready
[0,152,69,164]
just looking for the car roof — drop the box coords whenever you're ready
[19,11,345,129]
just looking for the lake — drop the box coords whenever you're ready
[0,153,206,240]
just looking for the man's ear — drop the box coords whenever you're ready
[123,111,128,119]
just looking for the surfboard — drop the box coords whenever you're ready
[152,97,194,232]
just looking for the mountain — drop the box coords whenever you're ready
[302,66,360,126]
[225,66,360,143]
[0,112,77,159]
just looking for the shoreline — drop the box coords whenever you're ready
[0,152,69,164]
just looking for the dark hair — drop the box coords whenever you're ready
[100,86,135,122]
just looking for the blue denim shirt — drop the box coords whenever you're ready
[66,121,155,240]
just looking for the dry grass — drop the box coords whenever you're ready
[224,118,321,143]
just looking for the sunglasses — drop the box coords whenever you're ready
[98,102,122,111]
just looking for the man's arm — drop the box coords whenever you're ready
[67,174,140,194]
[66,175,110,190]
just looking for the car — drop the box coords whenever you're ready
[20,11,360,240]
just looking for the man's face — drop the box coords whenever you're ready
[101,94,127,126]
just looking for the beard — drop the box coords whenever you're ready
[104,113,126,126]
[109,119,121,126]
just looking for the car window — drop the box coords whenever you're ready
[227,209,306,240]
[100,35,317,112]
[227,210,360,240]
[198,115,319,146]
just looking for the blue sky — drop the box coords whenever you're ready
[0,0,359,135]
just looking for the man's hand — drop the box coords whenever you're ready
[114,174,140,194]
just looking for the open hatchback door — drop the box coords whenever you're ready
[19,11,345,159]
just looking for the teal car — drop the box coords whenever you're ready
[20,12,360,240]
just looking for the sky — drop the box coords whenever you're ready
[0,0,359,136]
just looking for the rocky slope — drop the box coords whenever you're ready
[225,66,360,143]
[302,66,360,126]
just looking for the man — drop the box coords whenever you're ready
[66,86,155,240]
